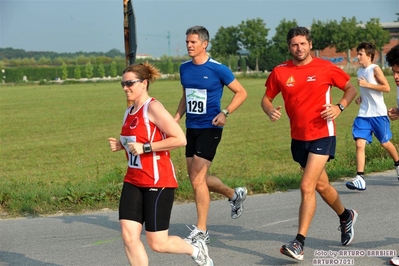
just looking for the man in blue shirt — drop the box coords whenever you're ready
[174,25,248,244]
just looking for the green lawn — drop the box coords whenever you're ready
[0,77,398,217]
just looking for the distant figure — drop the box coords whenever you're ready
[345,42,399,191]
[108,62,213,266]
[174,25,248,244]
[261,26,358,261]
[385,43,399,266]
[386,44,399,121]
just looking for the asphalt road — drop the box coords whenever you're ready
[1,170,398,266]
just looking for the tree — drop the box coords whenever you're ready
[38,56,51,65]
[76,55,90,65]
[359,18,391,66]
[85,62,93,79]
[157,55,174,74]
[96,55,112,65]
[53,57,65,65]
[61,62,68,80]
[74,65,81,79]
[228,55,239,72]
[334,17,362,67]
[166,58,174,74]
[10,58,22,66]
[110,60,118,77]
[238,18,269,72]
[238,56,247,72]
[271,19,298,60]
[98,63,105,77]
[245,44,286,72]
[14,57,37,66]
[105,48,124,58]
[311,20,339,57]
[263,45,287,71]
[210,26,240,69]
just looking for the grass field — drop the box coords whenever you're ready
[1,76,398,217]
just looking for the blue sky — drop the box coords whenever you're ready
[1,0,398,58]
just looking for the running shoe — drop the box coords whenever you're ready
[229,187,248,219]
[346,175,366,190]
[339,209,358,245]
[184,225,210,244]
[280,239,304,261]
[395,165,399,180]
[390,256,399,265]
[191,238,214,266]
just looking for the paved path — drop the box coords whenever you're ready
[1,170,398,266]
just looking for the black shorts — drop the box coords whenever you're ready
[185,128,223,161]
[291,136,336,168]
[119,182,175,232]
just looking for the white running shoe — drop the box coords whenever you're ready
[391,255,399,265]
[184,225,210,244]
[395,165,399,180]
[191,239,214,266]
[229,187,247,219]
[345,175,366,190]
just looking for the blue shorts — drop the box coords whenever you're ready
[352,116,392,144]
[291,136,336,168]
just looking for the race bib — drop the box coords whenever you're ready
[120,135,142,169]
[186,88,207,114]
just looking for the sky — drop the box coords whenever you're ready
[1,0,398,58]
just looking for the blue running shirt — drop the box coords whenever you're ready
[180,57,235,129]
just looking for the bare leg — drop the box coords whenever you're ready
[381,141,399,162]
[355,139,366,173]
[120,220,149,266]
[146,230,194,255]
[207,175,235,199]
[298,153,330,237]
[316,169,345,215]
[187,156,211,231]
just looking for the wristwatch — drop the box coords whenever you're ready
[337,103,345,112]
[143,142,152,153]
[221,109,229,117]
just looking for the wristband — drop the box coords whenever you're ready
[143,142,152,153]
[221,109,229,117]
[337,103,345,112]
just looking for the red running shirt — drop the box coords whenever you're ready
[265,58,350,141]
[119,98,178,188]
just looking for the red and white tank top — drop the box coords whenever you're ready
[119,98,178,188]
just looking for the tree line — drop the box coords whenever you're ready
[0,57,187,83]
[0,48,124,62]
[210,17,391,72]
[0,16,394,82]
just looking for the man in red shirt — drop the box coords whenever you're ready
[261,26,358,261]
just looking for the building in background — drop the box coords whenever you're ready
[311,22,399,68]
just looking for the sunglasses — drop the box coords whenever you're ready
[121,79,143,88]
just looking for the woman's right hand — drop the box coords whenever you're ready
[108,138,122,152]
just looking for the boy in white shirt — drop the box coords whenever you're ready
[346,42,399,191]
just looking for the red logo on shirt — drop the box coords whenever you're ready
[286,76,295,87]
[130,117,139,129]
